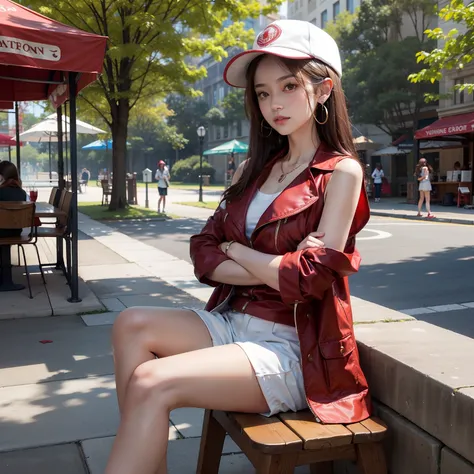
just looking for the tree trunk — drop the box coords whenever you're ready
[109,98,130,210]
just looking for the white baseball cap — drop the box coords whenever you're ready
[223,20,342,88]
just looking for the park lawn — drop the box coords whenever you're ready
[136,181,225,192]
[175,201,219,210]
[78,202,169,220]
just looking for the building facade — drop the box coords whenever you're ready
[287,0,360,28]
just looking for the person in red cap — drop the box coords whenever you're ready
[155,160,170,214]
[106,20,371,473]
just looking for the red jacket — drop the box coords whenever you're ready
[190,143,371,424]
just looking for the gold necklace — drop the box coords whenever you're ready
[278,158,306,183]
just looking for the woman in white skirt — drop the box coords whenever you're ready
[415,158,435,218]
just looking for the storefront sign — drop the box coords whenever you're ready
[415,112,474,139]
[0,35,61,61]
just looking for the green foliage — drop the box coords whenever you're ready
[220,89,246,122]
[333,0,437,134]
[166,95,210,157]
[205,107,226,125]
[408,0,474,100]
[3,144,50,170]
[172,155,216,183]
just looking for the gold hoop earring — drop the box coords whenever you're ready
[260,119,273,137]
[314,103,329,125]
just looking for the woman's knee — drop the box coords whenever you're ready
[112,307,159,343]
[126,360,177,409]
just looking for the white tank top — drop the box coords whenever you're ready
[245,189,281,239]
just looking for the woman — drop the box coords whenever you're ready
[155,160,170,214]
[0,161,27,238]
[371,163,384,202]
[227,154,236,182]
[105,20,371,474]
[415,158,435,218]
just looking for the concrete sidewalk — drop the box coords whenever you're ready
[371,197,474,225]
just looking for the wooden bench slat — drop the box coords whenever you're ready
[345,422,372,443]
[278,411,353,450]
[359,417,388,442]
[228,413,303,453]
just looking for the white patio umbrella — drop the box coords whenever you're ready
[20,115,105,142]
[20,115,105,180]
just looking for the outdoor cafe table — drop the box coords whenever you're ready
[0,202,66,292]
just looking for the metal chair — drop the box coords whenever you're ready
[0,202,46,299]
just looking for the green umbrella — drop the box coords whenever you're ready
[203,139,248,155]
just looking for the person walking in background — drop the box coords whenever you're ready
[155,160,170,214]
[415,157,435,218]
[227,154,236,183]
[371,163,384,202]
[81,167,91,192]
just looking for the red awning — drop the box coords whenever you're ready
[0,132,17,146]
[415,112,474,139]
[0,0,107,105]
[0,101,13,109]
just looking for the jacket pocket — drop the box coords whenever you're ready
[319,334,358,393]
[319,334,355,359]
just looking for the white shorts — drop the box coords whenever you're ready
[186,308,307,417]
[419,180,432,192]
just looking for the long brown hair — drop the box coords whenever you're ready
[414,158,433,177]
[0,161,22,188]
[223,56,357,202]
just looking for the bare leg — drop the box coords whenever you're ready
[112,307,213,415]
[425,191,432,214]
[417,191,424,214]
[162,196,166,213]
[105,344,268,474]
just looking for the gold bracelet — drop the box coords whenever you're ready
[224,241,235,255]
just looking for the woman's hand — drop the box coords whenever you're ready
[297,231,325,251]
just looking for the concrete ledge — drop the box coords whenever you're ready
[441,447,474,474]
[353,302,474,468]
[370,210,474,226]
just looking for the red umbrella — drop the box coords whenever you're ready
[0,0,107,106]
[0,133,18,146]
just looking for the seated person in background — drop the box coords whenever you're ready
[0,161,27,238]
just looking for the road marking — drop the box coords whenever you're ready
[358,229,392,240]
[402,302,474,316]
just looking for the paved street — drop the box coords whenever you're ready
[108,215,474,338]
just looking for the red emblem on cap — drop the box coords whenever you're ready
[256,24,282,47]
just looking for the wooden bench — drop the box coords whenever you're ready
[197,410,388,474]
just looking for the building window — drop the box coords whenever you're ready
[236,120,242,137]
[454,78,465,105]
[308,0,317,12]
[216,126,221,140]
[321,10,328,28]
[224,123,229,138]
[333,1,340,19]
[346,0,354,13]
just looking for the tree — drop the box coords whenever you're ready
[408,0,474,100]
[166,95,210,157]
[128,102,187,171]
[332,0,437,136]
[27,0,282,210]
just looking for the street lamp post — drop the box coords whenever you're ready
[197,125,206,202]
